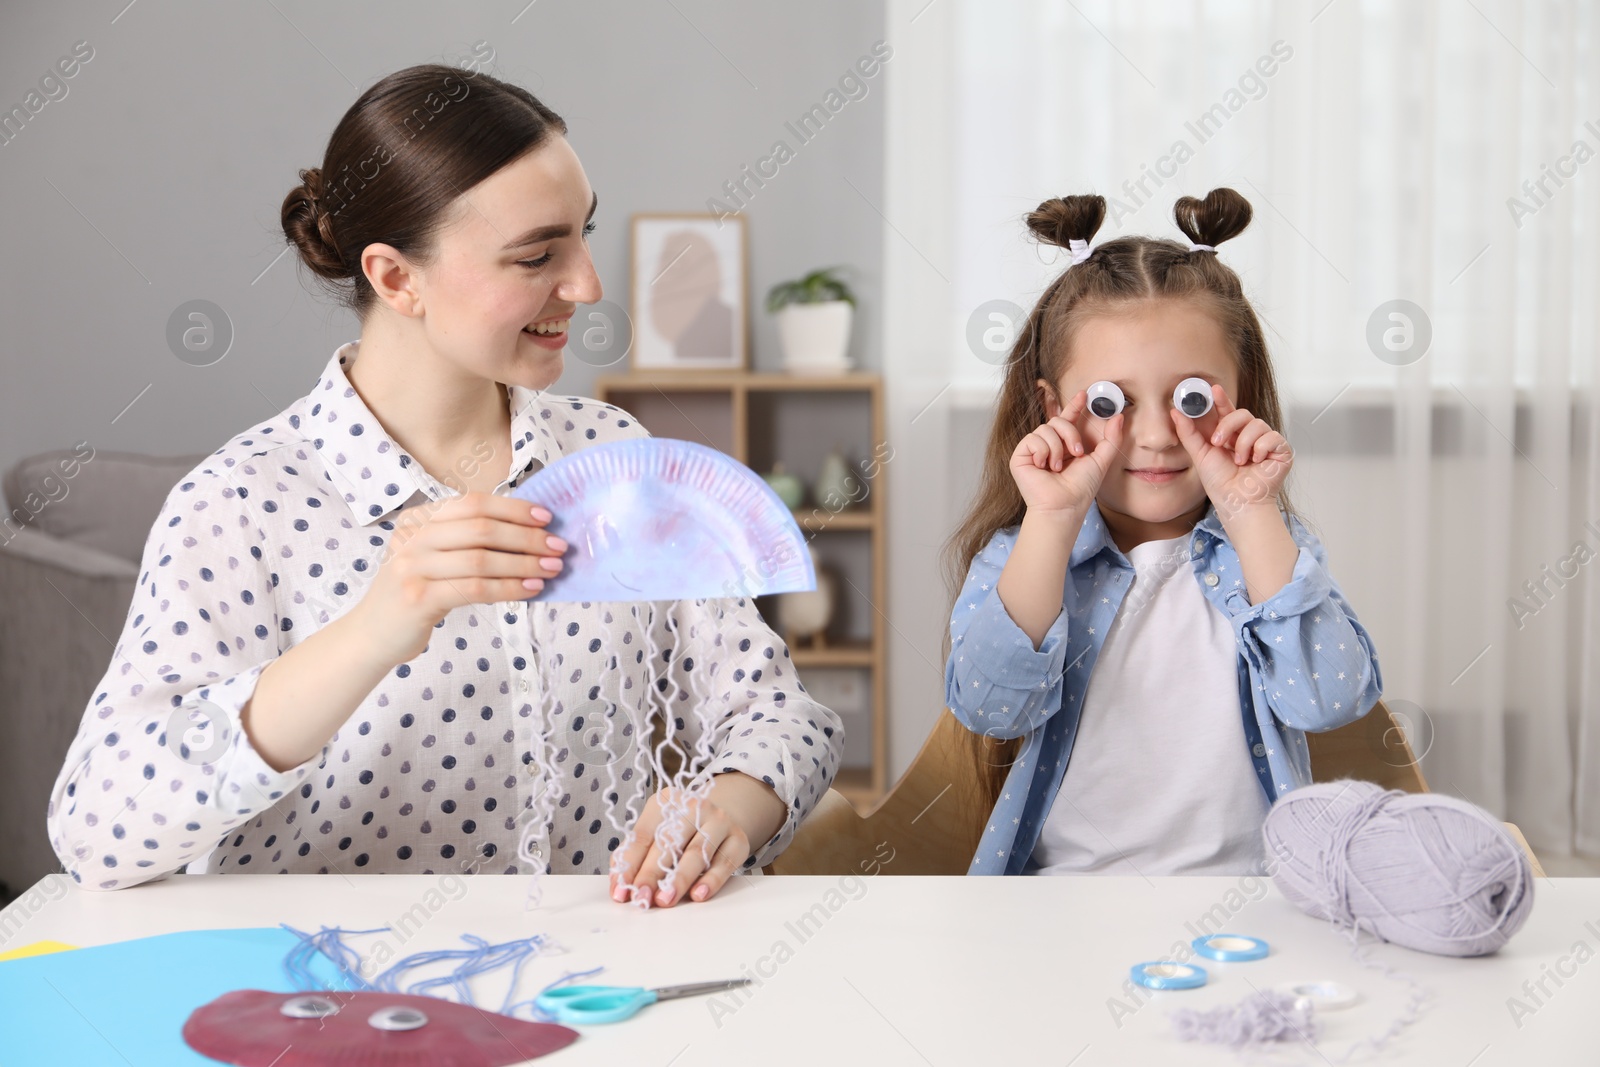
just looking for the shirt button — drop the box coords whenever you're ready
[518,678,530,693]
[1205,573,1220,587]
[1253,742,1267,757]
[1193,537,1204,553]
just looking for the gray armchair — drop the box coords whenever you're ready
[0,448,206,900]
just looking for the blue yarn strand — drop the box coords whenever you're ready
[279,924,386,993]
[369,933,556,1012]
[279,925,563,1013]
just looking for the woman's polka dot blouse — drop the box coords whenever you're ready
[46,340,844,889]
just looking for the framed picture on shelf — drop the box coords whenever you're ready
[629,213,748,371]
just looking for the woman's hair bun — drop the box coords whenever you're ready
[1025,194,1107,250]
[281,165,350,280]
[1173,187,1252,249]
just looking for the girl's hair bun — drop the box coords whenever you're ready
[1173,187,1252,249]
[281,166,351,281]
[1025,194,1107,250]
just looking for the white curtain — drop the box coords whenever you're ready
[922,0,1599,858]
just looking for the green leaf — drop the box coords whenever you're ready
[765,265,857,311]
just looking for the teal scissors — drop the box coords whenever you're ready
[534,979,752,1024]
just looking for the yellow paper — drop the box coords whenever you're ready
[0,940,78,962]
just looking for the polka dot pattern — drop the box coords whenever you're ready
[47,340,844,890]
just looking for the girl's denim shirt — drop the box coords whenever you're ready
[945,501,1383,875]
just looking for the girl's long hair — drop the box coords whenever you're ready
[941,188,1294,812]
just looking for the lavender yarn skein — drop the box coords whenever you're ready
[1262,780,1534,957]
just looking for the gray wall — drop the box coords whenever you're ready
[0,0,886,485]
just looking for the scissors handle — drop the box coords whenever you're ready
[535,985,656,1025]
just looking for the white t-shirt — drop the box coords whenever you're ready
[1031,531,1270,876]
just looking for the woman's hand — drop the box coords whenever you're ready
[1010,389,1126,518]
[1171,385,1293,519]
[353,491,567,665]
[609,772,785,907]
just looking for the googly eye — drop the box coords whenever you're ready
[1086,381,1125,419]
[280,995,341,1019]
[368,1005,430,1031]
[1173,377,1214,418]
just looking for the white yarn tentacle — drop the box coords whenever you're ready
[517,604,564,910]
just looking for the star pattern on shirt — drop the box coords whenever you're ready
[943,508,1377,875]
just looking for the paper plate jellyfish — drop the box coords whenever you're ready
[507,437,815,603]
[505,438,816,904]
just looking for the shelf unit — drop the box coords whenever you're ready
[596,371,887,808]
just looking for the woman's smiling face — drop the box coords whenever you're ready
[1039,299,1239,537]
[400,135,601,391]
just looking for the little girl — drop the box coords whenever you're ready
[944,188,1383,877]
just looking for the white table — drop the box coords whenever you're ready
[4,871,1596,1065]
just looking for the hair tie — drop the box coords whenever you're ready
[1067,238,1092,265]
[1189,242,1216,253]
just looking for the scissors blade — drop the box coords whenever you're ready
[651,979,753,1001]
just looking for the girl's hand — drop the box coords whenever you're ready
[352,491,567,665]
[1010,389,1126,517]
[609,774,782,907]
[1171,385,1293,517]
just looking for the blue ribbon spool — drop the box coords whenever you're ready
[1191,934,1270,962]
[1130,961,1207,990]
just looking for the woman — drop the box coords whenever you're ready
[46,63,842,907]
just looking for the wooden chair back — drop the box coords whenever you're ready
[766,710,986,876]
[1305,698,1428,792]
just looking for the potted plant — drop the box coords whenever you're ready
[766,266,856,375]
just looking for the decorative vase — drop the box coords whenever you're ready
[774,301,854,375]
[761,462,805,509]
[814,449,863,512]
[775,545,834,649]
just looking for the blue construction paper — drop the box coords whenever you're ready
[0,927,350,1067]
